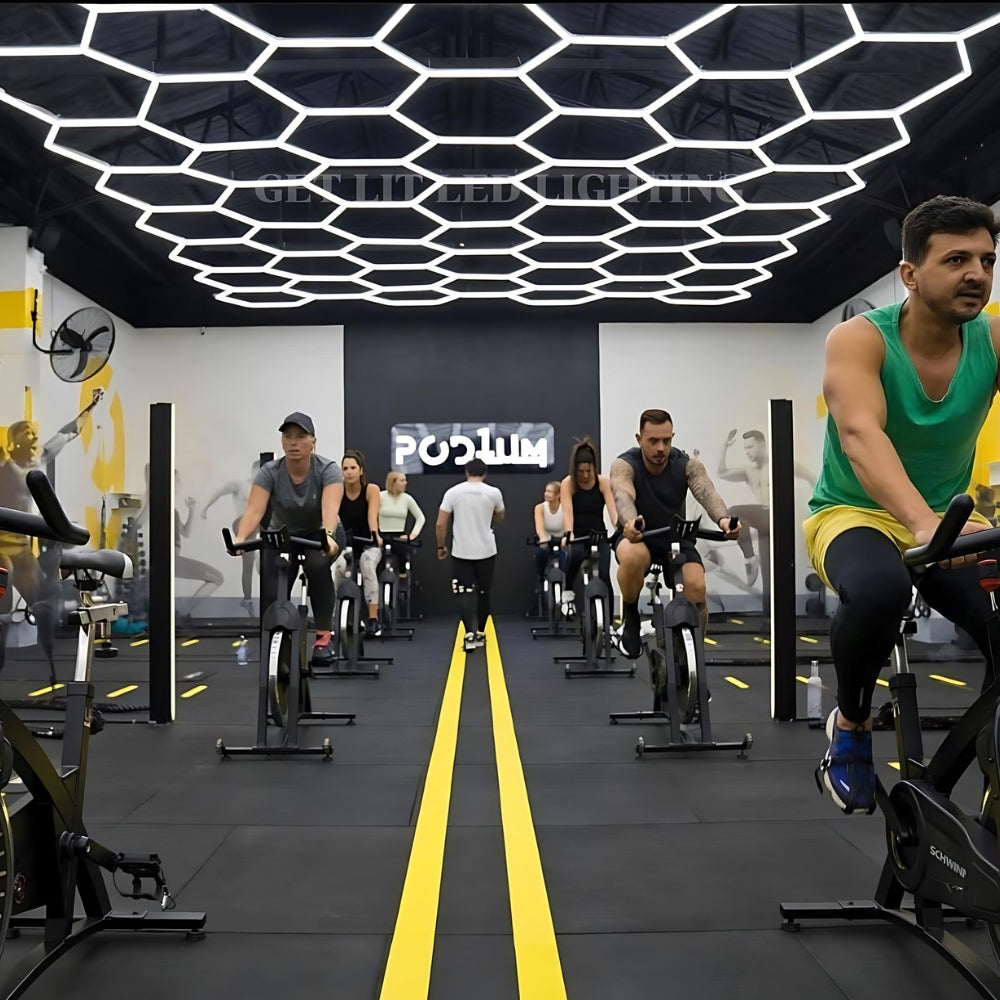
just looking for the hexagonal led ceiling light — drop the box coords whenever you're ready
[0,3,998,307]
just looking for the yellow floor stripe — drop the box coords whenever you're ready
[929,674,967,688]
[130,638,149,647]
[180,685,207,698]
[703,636,718,646]
[724,676,749,689]
[29,683,65,697]
[799,635,819,644]
[107,684,139,698]
[379,626,467,1000]
[485,618,567,1000]
[180,638,200,647]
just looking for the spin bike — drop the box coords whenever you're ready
[555,530,635,678]
[528,535,571,639]
[376,536,421,639]
[780,494,1000,998]
[610,515,752,757]
[323,534,390,678]
[217,528,355,759]
[0,470,206,999]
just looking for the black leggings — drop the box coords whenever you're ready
[259,536,337,632]
[563,540,612,598]
[452,556,496,633]
[823,527,994,724]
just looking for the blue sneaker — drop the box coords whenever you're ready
[815,708,875,814]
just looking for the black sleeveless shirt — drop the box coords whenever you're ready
[339,489,369,537]
[571,482,605,534]
[618,447,689,531]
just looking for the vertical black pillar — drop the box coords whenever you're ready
[149,403,175,724]
[769,399,797,721]
[257,451,275,670]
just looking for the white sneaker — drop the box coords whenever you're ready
[639,619,656,638]
[463,632,478,652]
[561,597,576,618]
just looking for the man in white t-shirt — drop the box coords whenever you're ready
[436,458,505,652]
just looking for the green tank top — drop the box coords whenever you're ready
[809,301,996,514]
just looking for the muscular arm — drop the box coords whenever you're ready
[824,317,937,537]
[609,457,638,525]
[40,388,103,464]
[599,474,618,529]
[716,434,747,483]
[686,458,730,524]
[435,509,451,554]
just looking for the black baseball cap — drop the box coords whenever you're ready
[279,412,315,435]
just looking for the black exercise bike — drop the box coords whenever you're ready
[0,470,206,999]
[610,515,752,757]
[781,494,1000,997]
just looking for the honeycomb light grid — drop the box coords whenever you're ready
[0,3,997,307]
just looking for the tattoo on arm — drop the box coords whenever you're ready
[686,458,728,524]
[609,458,638,524]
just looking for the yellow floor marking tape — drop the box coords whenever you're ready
[28,683,65,697]
[180,638,199,648]
[485,618,567,1000]
[106,685,139,698]
[929,674,967,688]
[724,676,749,690]
[799,636,819,644]
[180,685,207,698]
[379,626,467,1000]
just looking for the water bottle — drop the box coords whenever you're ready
[236,635,248,666]
[807,659,823,720]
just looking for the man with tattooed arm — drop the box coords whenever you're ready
[610,408,741,658]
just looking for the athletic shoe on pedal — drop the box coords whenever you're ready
[473,631,486,648]
[312,632,335,664]
[561,597,576,618]
[463,632,478,653]
[619,603,643,659]
[365,618,380,639]
[815,708,875,814]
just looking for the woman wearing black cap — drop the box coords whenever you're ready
[231,412,345,664]
[559,436,618,618]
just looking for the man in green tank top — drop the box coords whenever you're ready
[808,195,1000,814]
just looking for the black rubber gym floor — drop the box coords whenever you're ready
[0,616,996,999]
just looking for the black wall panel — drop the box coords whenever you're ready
[344,319,601,615]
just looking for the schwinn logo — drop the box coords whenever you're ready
[391,422,554,473]
[930,845,967,879]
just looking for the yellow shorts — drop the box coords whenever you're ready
[803,504,991,590]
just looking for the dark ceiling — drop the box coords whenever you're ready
[1,3,1000,329]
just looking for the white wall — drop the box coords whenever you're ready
[0,240,345,612]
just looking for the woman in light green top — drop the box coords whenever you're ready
[379,472,426,540]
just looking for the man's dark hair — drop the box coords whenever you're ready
[639,408,672,430]
[466,458,488,477]
[901,195,999,265]
[742,429,765,445]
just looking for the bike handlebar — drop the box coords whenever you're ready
[637,514,740,544]
[0,470,90,546]
[223,526,325,555]
[903,494,1000,566]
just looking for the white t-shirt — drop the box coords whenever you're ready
[440,479,505,560]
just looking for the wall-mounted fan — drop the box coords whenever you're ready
[32,303,116,383]
[841,298,875,321]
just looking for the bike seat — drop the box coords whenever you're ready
[61,548,134,580]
